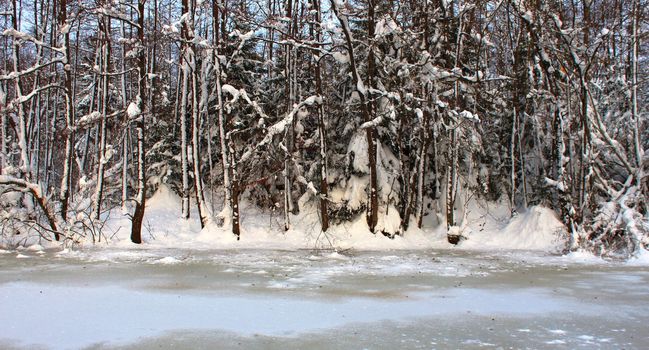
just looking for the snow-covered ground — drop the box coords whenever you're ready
[1,248,648,349]
[50,184,568,252]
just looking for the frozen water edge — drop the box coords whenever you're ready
[0,283,594,349]
[1,249,648,349]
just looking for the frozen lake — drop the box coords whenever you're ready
[1,248,648,349]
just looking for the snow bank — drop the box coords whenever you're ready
[627,248,649,266]
[460,206,566,251]
[89,185,571,254]
[563,250,608,264]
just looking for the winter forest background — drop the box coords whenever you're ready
[0,0,647,257]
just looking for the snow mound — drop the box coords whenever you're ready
[461,206,565,251]
[153,257,182,265]
[627,249,649,266]
[25,244,44,252]
[327,252,349,260]
[564,250,607,264]
[147,185,181,212]
[94,184,569,253]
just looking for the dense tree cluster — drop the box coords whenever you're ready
[0,0,647,256]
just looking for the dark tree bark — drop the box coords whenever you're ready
[131,0,148,244]
[310,0,329,232]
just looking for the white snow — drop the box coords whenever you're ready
[154,256,182,264]
[4,169,642,259]
[564,250,608,264]
[25,244,44,252]
[375,17,400,37]
[627,248,649,266]
[459,110,480,122]
[126,100,141,118]
[221,84,240,101]
[77,111,102,126]
[77,182,578,254]
[459,205,566,251]
[332,51,349,64]
[346,131,370,173]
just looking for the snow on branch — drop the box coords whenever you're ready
[77,111,102,126]
[222,84,270,121]
[360,102,396,130]
[221,84,240,102]
[297,175,319,196]
[0,175,59,233]
[0,175,43,198]
[239,95,322,164]
[226,30,258,69]
[127,96,142,119]
[16,84,64,104]
[0,59,64,81]
[544,177,565,192]
[94,7,141,28]
[459,110,480,123]
[586,87,635,174]
[73,110,125,132]
[2,28,65,53]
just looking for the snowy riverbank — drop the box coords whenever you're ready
[99,185,567,252]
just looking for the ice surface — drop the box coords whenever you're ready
[1,250,648,349]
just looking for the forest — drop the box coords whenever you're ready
[0,0,647,257]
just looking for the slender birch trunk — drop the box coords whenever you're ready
[283,0,295,231]
[120,20,129,212]
[191,44,210,228]
[179,0,191,219]
[92,13,111,221]
[57,0,73,234]
[11,0,30,180]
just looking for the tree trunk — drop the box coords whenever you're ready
[11,0,30,181]
[120,20,129,212]
[366,0,378,233]
[130,0,148,244]
[91,13,111,222]
[283,0,295,231]
[179,0,191,219]
[57,0,73,239]
[416,109,431,229]
[510,108,517,214]
[213,0,234,233]
[631,0,643,168]
[311,0,329,232]
[191,44,210,228]
[447,4,464,243]
[230,137,240,239]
